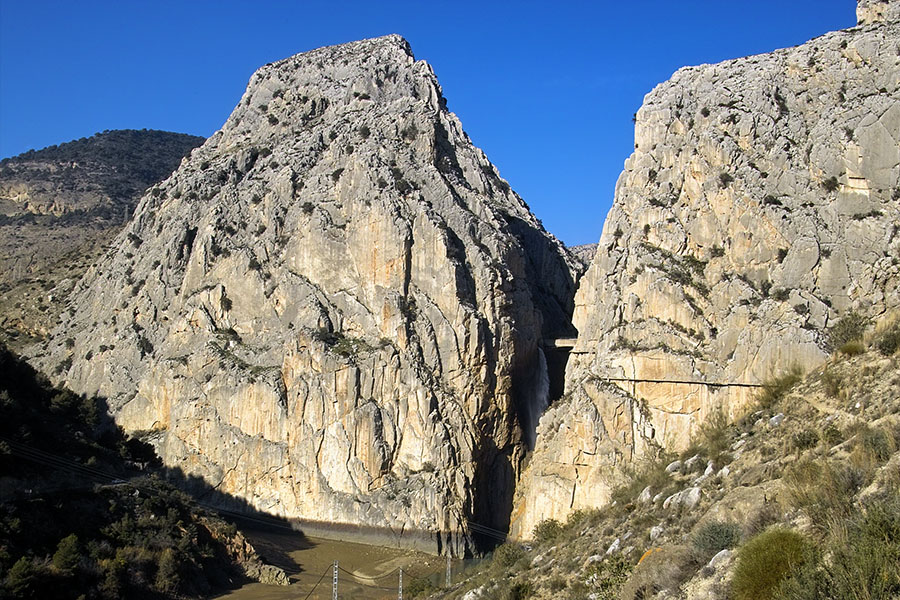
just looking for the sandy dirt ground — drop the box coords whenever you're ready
[214,520,451,600]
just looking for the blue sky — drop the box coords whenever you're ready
[0,1,855,245]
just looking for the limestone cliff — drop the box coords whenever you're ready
[34,35,578,554]
[513,2,899,537]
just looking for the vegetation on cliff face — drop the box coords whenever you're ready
[0,344,281,599]
[431,313,900,599]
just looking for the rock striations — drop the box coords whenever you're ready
[35,35,578,554]
[512,3,900,536]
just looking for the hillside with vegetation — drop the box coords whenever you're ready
[430,312,900,599]
[0,129,203,351]
[0,343,286,599]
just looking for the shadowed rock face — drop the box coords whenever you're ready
[35,35,578,554]
[512,6,900,537]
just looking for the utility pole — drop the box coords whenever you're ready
[398,568,403,600]
[333,560,338,600]
[445,551,451,587]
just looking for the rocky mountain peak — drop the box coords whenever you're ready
[36,37,579,554]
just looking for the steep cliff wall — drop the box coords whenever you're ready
[35,36,578,554]
[513,3,899,537]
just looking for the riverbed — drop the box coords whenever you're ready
[214,520,450,600]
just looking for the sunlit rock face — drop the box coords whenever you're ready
[36,35,579,554]
[512,9,900,537]
[857,0,900,24]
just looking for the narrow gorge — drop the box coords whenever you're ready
[27,0,900,563]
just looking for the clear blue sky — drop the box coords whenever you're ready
[0,1,855,245]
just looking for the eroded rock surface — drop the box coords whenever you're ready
[513,4,899,537]
[35,36,578,554]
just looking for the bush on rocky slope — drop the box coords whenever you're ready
[731,528,810,600]
[431,313,900,600]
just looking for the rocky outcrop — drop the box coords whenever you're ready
[35,36,578,554]
[204,519,289,586]
[0,130,203,350]
[857,0,900,24]
[568,243,599,269]
[512,2,899,536]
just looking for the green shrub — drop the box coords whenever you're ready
[154,547,179,593]
[500,581,533,600]
[691,520,741,562]
[849,424,896,475]
[52,533,81,572]
[838,340,866,356]
[731,528,809,600]
[610,452,673,507]
[757,367,803,409]
[821,369,842,397]
[4,556,37,597]
[587,554,633,600]
[791,429,819,452]
[546,576,566,592]
[564,508,602,531]
[782,459,855,530]
[822,424,843,446]
[874,320,900,356]
[828,312,869,350]
[774,497,900,600]
[532,518,563,545]
[492,543,525,570]
[406,576,437,597]
[698,410,731,464]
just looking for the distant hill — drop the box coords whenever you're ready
[0,129,204,351]
[0,129,205,221]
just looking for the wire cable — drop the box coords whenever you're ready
[336,565,400,590]
[301,566,333,600]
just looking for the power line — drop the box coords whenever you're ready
[597,376,764,388]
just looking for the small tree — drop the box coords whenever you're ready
[532,518,563,545]
[52,534,81,572]
[5,557,37,596]
[155,547,180,593]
